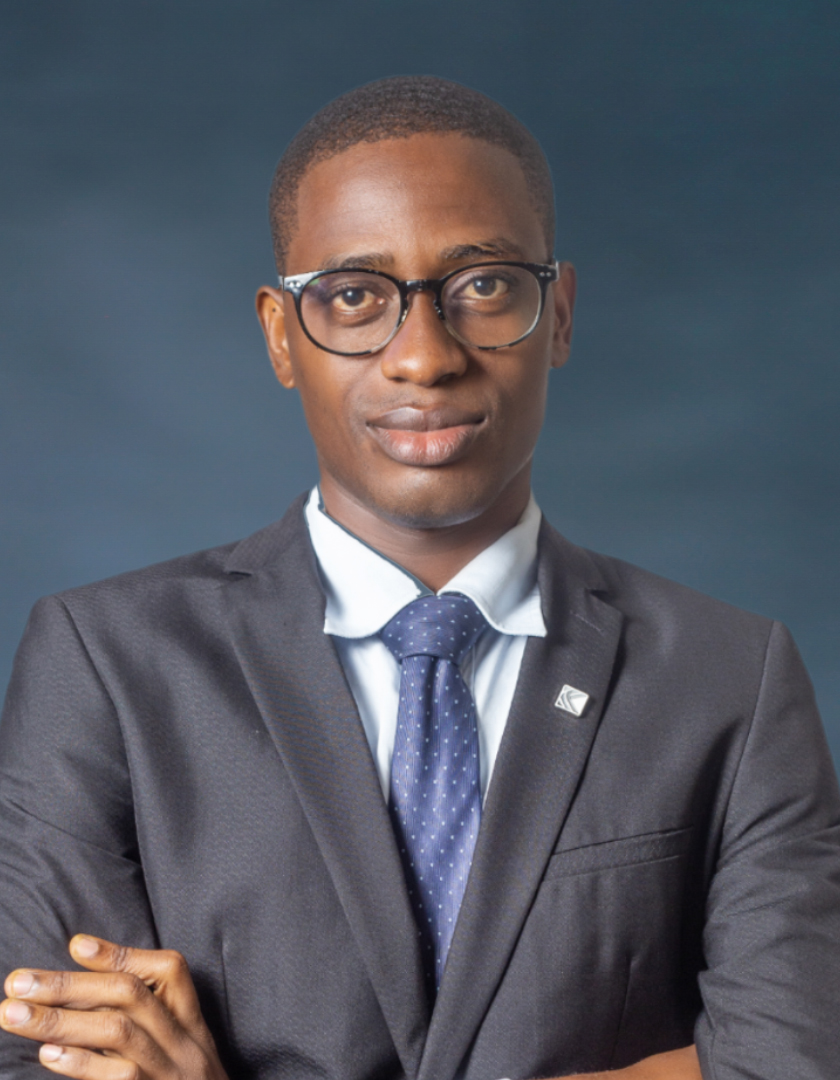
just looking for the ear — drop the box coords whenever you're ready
[549,261,576,370]
[255,285,296,388]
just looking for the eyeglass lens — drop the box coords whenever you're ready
[298,265,544,354]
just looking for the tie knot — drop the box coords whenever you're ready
[381,593,487,665]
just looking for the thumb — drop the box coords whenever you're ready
[68,935,205,1032]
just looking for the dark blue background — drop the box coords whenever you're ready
[2,2,838,764]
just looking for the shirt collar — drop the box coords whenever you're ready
[304,487,546,640]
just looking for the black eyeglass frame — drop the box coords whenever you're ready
[278,260,560,356]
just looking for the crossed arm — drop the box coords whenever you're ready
[0,937,701,1080]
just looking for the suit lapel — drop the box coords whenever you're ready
[418,522,624,1080]
[222,499,428,1077]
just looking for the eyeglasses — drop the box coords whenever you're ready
[279,260,559,356]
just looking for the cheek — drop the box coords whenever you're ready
[496,362,551,449]
[293,359,370,458]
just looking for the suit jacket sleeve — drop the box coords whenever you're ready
[696,620,840,1079]
[0,595,159,1077]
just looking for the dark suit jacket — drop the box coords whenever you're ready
[2,496,839,1080]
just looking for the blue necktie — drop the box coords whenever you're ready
[382,593,487,994]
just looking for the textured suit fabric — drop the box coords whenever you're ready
[1,494,839,1080]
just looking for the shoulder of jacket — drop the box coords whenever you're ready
[539,519,775,641]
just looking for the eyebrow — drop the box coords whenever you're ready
[440,238,529,262]
[316,237,529,274]
[320,251,394,272]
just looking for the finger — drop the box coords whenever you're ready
[0,999,170,1074]
[68,937,204,1031]
[39,1044,142,1080]
[3,969,184,1060]
[5,970,157,1012]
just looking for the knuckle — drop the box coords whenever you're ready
[104,1009,135,1047]
[119,1061,141,1080]
[38,1007,64,1036]
[119,973,147,1005]
[110,945,132,972]
[44,969,72,1001]
[160,949,189,976]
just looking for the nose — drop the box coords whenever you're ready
[378,289,469,386]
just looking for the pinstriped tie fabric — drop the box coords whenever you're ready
[381,593,487,994]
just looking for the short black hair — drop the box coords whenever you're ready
[269,75,555,274]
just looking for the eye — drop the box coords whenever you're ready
[310,274,393,317]
[462,276,507,298]
[459,274,511,300]
[332,286,377,311]
[334,287,369,308]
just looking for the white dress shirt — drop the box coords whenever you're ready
[304,487,546,801]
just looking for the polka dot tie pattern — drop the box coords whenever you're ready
[381,592,487,997]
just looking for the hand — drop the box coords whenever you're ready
[562,1044,701,1079]
[0,935,229,1079]
[623,1045,700,1079]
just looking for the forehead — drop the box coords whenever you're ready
[288,133,546,272]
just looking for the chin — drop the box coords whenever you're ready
[366,474,499,531]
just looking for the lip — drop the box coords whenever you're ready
[367,406,485,466]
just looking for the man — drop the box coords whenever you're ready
[0,76,838,1080]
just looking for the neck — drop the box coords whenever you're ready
[319,475,532,593]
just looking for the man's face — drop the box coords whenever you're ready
[258,132,575,530]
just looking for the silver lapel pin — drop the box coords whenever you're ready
[555,684,590,717]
